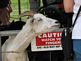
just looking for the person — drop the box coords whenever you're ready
[63,0,81,61]
[0,0,12,26]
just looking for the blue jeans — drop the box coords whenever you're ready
[73,39,81,61]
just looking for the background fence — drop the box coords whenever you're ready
[10,0,30,21]
[10,0,63,22]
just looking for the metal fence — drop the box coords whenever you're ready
[10,0,30,21]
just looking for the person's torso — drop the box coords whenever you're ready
[73,0,81,14]
[72,0,81,39]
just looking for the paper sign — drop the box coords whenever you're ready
[31,32,63,51]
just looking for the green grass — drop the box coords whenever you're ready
[10,0,30,21]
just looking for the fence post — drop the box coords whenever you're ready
[18,0,21,21]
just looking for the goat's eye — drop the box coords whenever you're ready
[38,18,42,21]
[31,18,34,23]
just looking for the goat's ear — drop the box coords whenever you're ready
[19,11,37,18]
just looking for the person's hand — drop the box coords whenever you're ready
[7,4,12,13]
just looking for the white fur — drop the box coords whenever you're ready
[2,13,60,61]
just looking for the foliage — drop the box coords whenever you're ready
[10,0,30,21]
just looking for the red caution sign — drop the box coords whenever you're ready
[31,32,63,51]
[36,32,62,46]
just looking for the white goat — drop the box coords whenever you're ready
[2,11,60,61]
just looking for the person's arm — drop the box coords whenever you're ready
[62,0,74,27]
[63,0,74,13]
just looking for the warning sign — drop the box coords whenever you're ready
[31,32,63,51]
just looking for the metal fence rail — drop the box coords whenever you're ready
[0,30,20,61]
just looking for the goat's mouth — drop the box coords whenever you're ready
[51,24,60,27]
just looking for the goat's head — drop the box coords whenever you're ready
[20,11,60,33]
